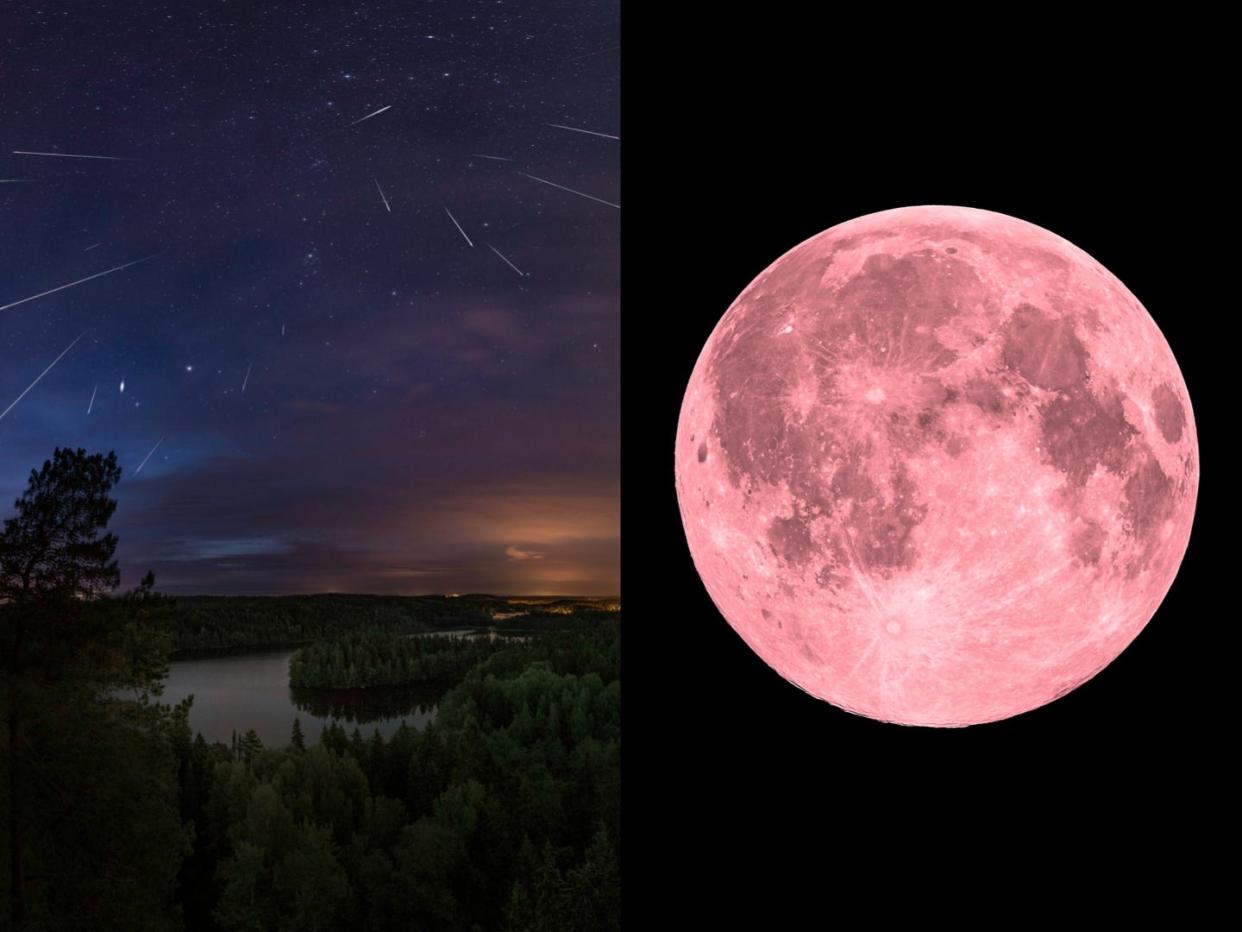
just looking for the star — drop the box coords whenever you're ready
[0,0,618,600]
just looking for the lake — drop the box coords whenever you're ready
[157,646,441,747]
[156,628,520,747]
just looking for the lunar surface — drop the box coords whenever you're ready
[675,205,1198,726]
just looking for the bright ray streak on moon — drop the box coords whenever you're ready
[486,243,527,277]
[88,383,98,415]
[349,104,392,126]
[519,173,619,209]
[0,254,159,313]
[12,150,135,161]
[134,436,164,475]
[544,122,619,140]
[0,331,88,422]
[374,178,391,212]
[470,154,513,162]
[242,364,252,393]
[444,207,474,247]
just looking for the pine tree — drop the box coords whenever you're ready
[1,449,122,925]
[0,448,184,927]
[291,717,306,752]
[239,729,263,763]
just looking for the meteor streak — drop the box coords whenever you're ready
[12,150,135,161]
[242,364,252,394]
[568,45,619,61]
[470,154,513,162]
[0,331,88,422]
[134,436,164,475]
[88,383,97,415]
[519,173,619,209]
[486,243,527,277]
[0,254,158,313]
[544,122,619,140]
[374,178,391,212]
[349,104,391,126]
[444,207,473,247]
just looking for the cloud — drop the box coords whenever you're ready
[161,536,293,561]
[109,464,618,596]
[423,477,620,547]
[505,545,545,561]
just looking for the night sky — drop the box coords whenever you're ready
[0,3,619,596]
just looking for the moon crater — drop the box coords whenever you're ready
[676,206,1198,726]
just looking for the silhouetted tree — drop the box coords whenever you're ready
[290,718,306,752]
[239,729,263,764]
[0,449,121,925]
[0,448,185,929]
[0,448,122,605]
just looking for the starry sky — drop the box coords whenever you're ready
[0,2,619,597]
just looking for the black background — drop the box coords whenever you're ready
[623,22,1231,917]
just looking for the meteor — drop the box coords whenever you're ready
[242,364,252,394]
[486,243,527,277]
[12,150,135,161]
[0,253,158,313]
[349,105,391,126]
[568,45,619,61]
[544,122,619,140]
[134,436,164,475]
[0,332,88,422]
[374,178,391,212]
[88,383,97,415]
[470,154,513,162]
[444,207,474,247]
[519,173,619,209]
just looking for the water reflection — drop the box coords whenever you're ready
[290,682,443,724]
[160,647,441,747]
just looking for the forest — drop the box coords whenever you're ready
[0,449,621,930]
[288,630,509,689]
[178,625,621,931]
[488,610,621,633]
[162,594,618,655]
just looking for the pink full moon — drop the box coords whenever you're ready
[675,205,1198,727]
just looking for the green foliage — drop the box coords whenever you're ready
[0,449,621,928]
[0,447,122,605]
[503,827,621,932]
[2,691,193,931]
[161,594,495,654]
[489,608,622,632]
[173,623,621,930]
[0,448,189,930]
[159,594,619,655]
[237,729,264,763]
[289,631,509,689]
